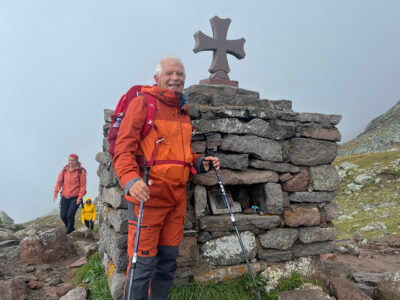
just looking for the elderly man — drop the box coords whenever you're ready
[113,56,219,300]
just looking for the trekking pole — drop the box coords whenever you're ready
[206,148,262,300]
[125,166,150,300]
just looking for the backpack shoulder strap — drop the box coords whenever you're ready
[140,93,157,139]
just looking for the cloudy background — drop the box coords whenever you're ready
[1,0,399,223]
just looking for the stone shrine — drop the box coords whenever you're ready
[96,84,341,299]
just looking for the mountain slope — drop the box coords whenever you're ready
[339,100,400,156]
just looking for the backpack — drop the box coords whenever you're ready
[61,166,85,185]
[108,85,157,161]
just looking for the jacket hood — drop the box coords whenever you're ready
[141,85,187,109]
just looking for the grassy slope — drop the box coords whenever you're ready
[333,147,400,240]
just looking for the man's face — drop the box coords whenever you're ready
[154,59,185,92]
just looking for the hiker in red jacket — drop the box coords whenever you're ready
[53,154,87,234]
[113,56,219,300]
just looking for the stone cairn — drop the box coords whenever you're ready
[96,84,342,299]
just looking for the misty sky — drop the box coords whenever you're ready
[1,0,399,223]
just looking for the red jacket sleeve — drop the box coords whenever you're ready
[54,169,64,198]
[113,96,147,189]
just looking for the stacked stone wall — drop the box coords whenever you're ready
[96,84,341,299]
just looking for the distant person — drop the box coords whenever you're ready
[81,196,96,230]
[113,56,220,299]
[53,154,87,234]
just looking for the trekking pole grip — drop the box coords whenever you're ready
[143,166,150,185]
[205,147,215,170]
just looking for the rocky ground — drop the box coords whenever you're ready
[0,212,98,299]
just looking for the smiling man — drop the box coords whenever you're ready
[113,56,219,300]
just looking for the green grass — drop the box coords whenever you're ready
[168,272,316,300]
[333,148,400,239]
[74,252,112,300]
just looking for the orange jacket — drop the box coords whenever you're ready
[54,163,87,200]
[113,85,201,203]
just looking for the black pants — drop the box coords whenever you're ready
[60,196,79,234]
[84,220,94,230]
[125,245,178,300]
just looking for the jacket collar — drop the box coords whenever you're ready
[141,85,184,108]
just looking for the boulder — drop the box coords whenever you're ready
[376,271,400,300]
[20,227,77,264]
[0,211,16,231]
[0,279,29,300]
[59,287,87,300]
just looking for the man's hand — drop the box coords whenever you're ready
[77,198,82,205]
[128,179,153,201]
[203,156,220,171]
[53,195,57,202]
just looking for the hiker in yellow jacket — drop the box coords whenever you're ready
[81,197,96,230]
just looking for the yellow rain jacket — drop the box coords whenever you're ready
[81,203,96,223]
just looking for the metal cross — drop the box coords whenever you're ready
[193,16,246,80]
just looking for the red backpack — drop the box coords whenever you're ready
[108,85,157,159]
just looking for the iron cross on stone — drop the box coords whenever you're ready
[193,16,246,86]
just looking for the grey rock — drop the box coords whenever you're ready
[321,202,340,222]
[259,228,298,250]
[59,287,87,300]
[286,138,338,166]
[296,123,341,141]
[215,108,248,118]
[197,231,212,243]
[0,233,18,244]
[257,250,293,262]
[201,231,256,266]
[278,289,332,300]
[104,109,113,122]
[198,214,280,233]
[184,84,260,106]
[205,133,221,142]
[194,185,208,217]
[192,141,206,153]
[291,112,342,125]
[192,118,295,140]
[104,208,128,233]
[353,272,387,286]
[101,186,128,209]
[95,152,111,165]
[192,168,278,186]
[98,164,119,188]
[289,192,337,203]
[20,227,77,265]
[0,279,29,300]
[354,174,374,185]
[218,153,249,170]
[292,241,336,257]
[264,182,284,214]
[376,271,400,300]
[249,160,300,173]
[0,211,16,231]
[310,165,340,191]
[99,222,128,272]
[298,226,338,244]
[221,134,283,162]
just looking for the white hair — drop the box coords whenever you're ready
[155,56,186,77]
